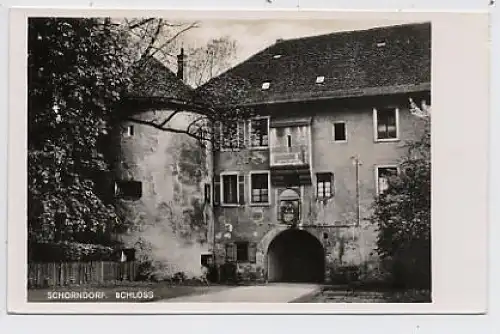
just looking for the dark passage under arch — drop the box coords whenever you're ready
[267,229,325,283]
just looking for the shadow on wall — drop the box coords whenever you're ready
[117,132,210,280]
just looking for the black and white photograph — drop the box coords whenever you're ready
[7,9,489,314]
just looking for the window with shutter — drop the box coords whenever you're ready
[225,243,237,262]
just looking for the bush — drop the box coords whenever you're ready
[370,117,431,289]
[28,241,117,262]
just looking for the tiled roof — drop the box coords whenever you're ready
[126,56,195,103]
[198,22,431,107]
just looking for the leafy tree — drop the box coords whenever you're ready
[370,101,431,288]
[27,18,132,245]
[27,17,248,247]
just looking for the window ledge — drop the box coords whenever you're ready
[374,138,400,143]
[220,203,241,208]
[332,140,348,144]
[249,202,271,207]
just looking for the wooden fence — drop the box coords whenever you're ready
[28,261,139,288]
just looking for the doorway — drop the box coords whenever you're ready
[267,229,325,283]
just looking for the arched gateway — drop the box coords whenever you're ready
[266,229,325,283]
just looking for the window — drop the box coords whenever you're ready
[221,173,245,205]
[376,166,398,195]
[250,118,269,147]
[333,122,346,142]
[220,122,244,150]
[374,108,399,141]
[124,125,134,137]
[315,75,325,84]
[262,82,270,90]
[115,180,142,200]
[225,243,236,262]
[287,134,292,148]
[250,172,270,204]
[222,174,238,204]
[226,242,257,263]
[316,173,333,199]
[204,183,211,204]
[236,242,249,262]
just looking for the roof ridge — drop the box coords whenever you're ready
[274,21,430,45]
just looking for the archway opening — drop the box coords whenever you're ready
[267,229,325,283]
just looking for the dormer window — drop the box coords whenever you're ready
[315,76,325,84]
[273,54,282,59]
[262,82,270,90]
[376,41,386,47]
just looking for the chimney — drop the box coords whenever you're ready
[177,47,185,82]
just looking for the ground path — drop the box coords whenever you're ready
[160,283,320,303]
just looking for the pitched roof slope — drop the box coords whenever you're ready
[126,56,195,102]
[198,22,431,107]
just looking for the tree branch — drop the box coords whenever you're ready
[158,110,179,127]
[127,117,206,142]
[126,18,155,30]
[148,22,199,59]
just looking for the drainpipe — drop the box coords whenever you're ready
[351,155,361,227]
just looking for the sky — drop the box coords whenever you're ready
[177,18,423,69]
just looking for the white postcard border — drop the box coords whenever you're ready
[7,8,489,314]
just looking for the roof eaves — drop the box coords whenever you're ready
[221,82,431,108]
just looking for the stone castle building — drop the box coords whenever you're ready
[114,22,431,283]
[199,22,431,283]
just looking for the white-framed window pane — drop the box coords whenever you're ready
[251,119,269,147]
[376,108,397,139]
[251,173,269,203]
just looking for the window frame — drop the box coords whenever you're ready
[375,165,400,195]
[332,121,347,143]
[316,172,333,200]
[220,122,244,151]
[235,241,250,262]
[124,125,135,137]
[373,107,400,142]
[114,180,142,200]
[249,170,271,206]
[249,116,270,149]
[220,172,240,207]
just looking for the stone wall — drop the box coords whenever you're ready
[112,108,211,278]
[210,95,429,282]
